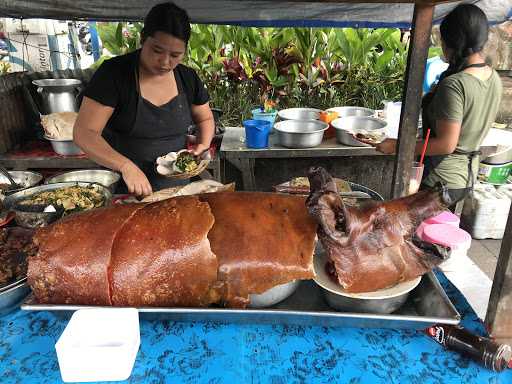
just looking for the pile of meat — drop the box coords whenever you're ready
[306,167,450,293]
[0,228,37,287]
[28,193,317,308]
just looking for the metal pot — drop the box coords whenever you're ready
[278,108,321,121]
[313,250,421,314]
[248,280,300,308]
[32,79,82,114]
[0,171,43,196]
[274,120,328,148]
[3,182,112,228]
[45,170,121,194]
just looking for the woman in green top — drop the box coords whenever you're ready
[373,4,502,203]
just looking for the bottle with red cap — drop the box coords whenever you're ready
[426,324,512,372]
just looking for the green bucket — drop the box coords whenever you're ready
[478,162,512,184]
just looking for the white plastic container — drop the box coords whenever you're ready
[462,183,512,239]
[55,308,140,383]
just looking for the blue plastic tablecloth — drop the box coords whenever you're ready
[1,272,511,384]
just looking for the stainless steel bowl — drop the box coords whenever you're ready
[278,108,321,121]
[249,280,300,308]
[326,106,375,118]
[45,136,84,156]
[274,120,328,148]
[313,250,421,314]
[3,182,112,228]
[0,281,30,316]
[45,169,121,194]
[0,171,43,195]
[331,116,387,147]
[482,147,512,165]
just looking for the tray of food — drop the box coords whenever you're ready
[1,227,36,314]
[274,177,383,202]
[20,167,459,329]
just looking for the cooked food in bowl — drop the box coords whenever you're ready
[355,131,386,144]
[18,185,106,216]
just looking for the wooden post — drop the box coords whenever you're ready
[391,3,434,198]
[485,209,512,344]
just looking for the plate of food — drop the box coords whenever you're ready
[156,150,210,179]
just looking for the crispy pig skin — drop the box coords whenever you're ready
[200,192,317,307]
[110,196,218,307]
[28,204,144,305]
[28,192,317,308]
[306,166,449,293]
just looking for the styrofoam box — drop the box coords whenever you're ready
[462,183,512,239]
[55,308,140,383]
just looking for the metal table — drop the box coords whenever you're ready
[220,127,391,193]
[1,272,511,384]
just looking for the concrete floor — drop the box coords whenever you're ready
[467,239,502,280]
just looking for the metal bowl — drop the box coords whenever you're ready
[326,106,375,118]
[274,120,328,148]
[248,280,300,308]
[0,281,30,316]
[45,169,121,194]
[278,108,321,121]
[44,136,84,156]
[3,182,112,228]
[313,250,421,314]
[0,171,43,195]
[331,116,387,147]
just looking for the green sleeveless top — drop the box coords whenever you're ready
[422,70,502,189]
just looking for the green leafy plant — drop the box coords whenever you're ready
[93,23,411,125]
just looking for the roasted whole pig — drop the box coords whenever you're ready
[306,167,450,293]
[28,193,317,308]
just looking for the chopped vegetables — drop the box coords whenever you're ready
[19,185,105,215]
[175,152,199,173]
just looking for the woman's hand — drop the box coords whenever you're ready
[375,139,397,154]
[120,161,152,197]
[189,143,210,157]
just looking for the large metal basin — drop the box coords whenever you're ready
[0,171,43,195]
[45,169,121,194]
[3,182,112,228]
[274,120,328,148]
[249,280,300,308]
[326,106,375,118]
[278,108,321,121]
[313,250,421,314]
[331,116,387,147]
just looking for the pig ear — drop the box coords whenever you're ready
[306,166,346,241]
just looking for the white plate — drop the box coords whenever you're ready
[313,250,422,300]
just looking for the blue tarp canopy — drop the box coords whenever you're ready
[0,0,511,27]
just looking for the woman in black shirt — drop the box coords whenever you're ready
[74,2,214,196]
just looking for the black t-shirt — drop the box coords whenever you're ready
[82,50,209,136]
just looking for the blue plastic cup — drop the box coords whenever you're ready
[251,108,278,127]
[243,119,272,149]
